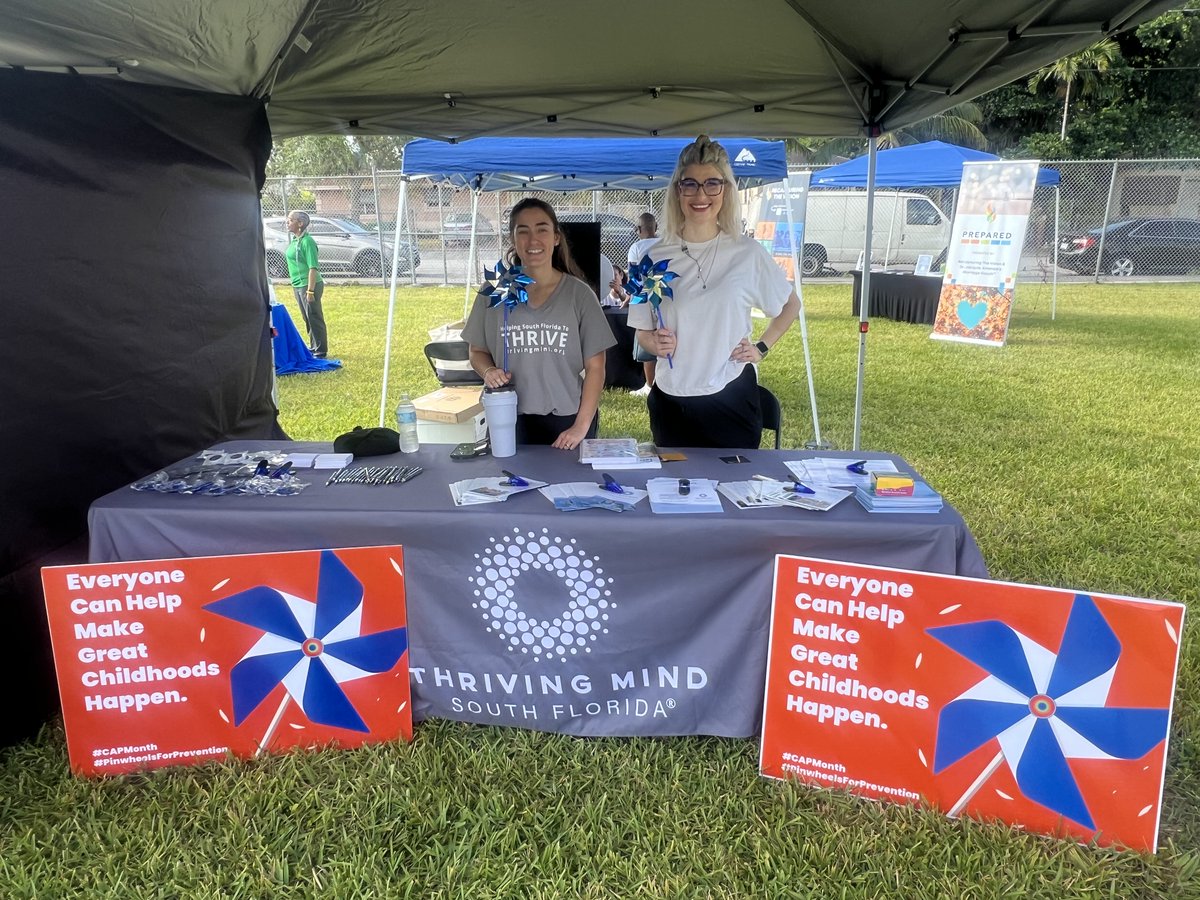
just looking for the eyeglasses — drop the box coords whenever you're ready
[677,178,726,197]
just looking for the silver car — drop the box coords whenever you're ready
[263,216,420,278]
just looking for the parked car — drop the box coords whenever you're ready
[263,216,420,278]
[1057,218,1200,276]
[442,212,495,246]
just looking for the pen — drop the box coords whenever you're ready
[790,478,816,495]
[501,470,528,487]
[846,460,868,474]
[398,466,423,483]
[601,473,625,494]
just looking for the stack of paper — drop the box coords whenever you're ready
[853,481,943,513]
[449,476,547,506]
[785,457,900,489]
[579,438,641,466]
[646,477,723,514]
[538,482,646,512]
[718,479,852,512]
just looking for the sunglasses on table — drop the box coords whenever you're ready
[677,178,727,197]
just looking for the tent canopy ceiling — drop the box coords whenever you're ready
[0,1,1176,141]
[401,137,788,192]
[812,140,1061,187]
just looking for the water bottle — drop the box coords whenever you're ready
[395,392,420,453]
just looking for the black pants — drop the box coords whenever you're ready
[648,366,761,449]
[517,411,599,445]
[293,282,328,358]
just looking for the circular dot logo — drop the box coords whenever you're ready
[471,528,614,662]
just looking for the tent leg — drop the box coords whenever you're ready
[1051,186,1060,320]
[780,173,824,447]
[463,190,481,322]
[378,176,409,426]
[852,136,879,452]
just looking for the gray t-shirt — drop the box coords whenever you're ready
[462,274,617,416]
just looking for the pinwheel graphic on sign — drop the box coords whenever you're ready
[624,255,679,367]
[204,550,408,753]
[927,594,1170,832]
[483,259,534,372]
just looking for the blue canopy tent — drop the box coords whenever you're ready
[402,136,788,192]
[382,136,825,444]
[811,140,1060,188]
[811,141,1062,446]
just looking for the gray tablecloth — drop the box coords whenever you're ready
[88,442,987,738]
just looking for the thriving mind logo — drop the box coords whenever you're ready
[470,528,613,662]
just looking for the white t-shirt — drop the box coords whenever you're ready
[627,236,660,266]
[626,232,791,397]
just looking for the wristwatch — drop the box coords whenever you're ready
[755,340,770,358]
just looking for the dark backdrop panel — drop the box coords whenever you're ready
[0,70,284,745]
[559,221,601,296]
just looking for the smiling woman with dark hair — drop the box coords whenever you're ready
[628,136,800,449]
[462,198,615,451]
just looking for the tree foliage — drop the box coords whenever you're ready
[978,3,1200,159]
[266,135,410,178]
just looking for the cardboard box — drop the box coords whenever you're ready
[417,412,488,445]
[413,387,483,424]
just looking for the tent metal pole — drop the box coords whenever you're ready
[371,166,387,287]
[378,175,409,426]
[852,136,879,452]
[781,173,822,446]
[1051,185,1060,320]
[463,189,481,322]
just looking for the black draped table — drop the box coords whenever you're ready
[602,306,646,390]
[89,442,986,739]
[850,271,942,325]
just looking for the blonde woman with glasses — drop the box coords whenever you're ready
[628,136,799,448]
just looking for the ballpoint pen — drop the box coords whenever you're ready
[601,473,625,494]
[789,478,816,495]
[501,470,528,487]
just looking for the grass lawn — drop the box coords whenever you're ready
[2,282,1197,897]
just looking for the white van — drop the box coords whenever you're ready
[750,188,951,275]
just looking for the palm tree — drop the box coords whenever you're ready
[1028,39,1120,140]
[785,102,987,165]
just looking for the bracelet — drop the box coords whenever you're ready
[483,366,499,377]
[306,289,315,295]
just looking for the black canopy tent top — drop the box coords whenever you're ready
[0,1,1175,745]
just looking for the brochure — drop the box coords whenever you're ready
[579,438,639,466]
[646,477,723,514]
[719,479,852,512]
[449,476,548,506]
[784,457,900,489]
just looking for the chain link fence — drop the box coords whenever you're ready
[263,158,1200,287]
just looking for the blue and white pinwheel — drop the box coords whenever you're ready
[483,259,534,310]
[482,259,534,372]
[624,255,679,367]
[928,594,1169,830]
[204,550,408,734]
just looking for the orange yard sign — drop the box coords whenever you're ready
[42,547,411,777]
[760,555,1184,852]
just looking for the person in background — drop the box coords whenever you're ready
[285,211,329,358]
[626,212,661,396]
[627,135,800,449]
[462,198,616,451]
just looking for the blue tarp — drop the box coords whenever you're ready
[811,141,1059,188]
[401,137,788,192]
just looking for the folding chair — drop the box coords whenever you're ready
[424,340,483,386]
[758,385,783,450]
